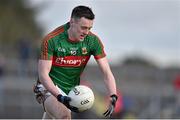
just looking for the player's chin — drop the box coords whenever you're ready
[80,34,87,39]
[78,37,84,41]
[79,36,84,40]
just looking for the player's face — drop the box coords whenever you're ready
[70,17,93,41]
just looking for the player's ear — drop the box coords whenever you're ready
[70,18,76,27]
[70,18,73,24]
[70,18,76,24]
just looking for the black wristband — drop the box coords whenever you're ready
[57,94,63,102]
[110,94,118,107]
[110,94,118,101]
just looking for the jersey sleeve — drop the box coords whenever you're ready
[91,36,106,60]
[39,24,67,60]
[39,36,54,60]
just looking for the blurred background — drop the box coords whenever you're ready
[0,0,179,119]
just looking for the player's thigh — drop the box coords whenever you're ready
[44,95,71,119]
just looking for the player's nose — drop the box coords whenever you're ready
[83,29,89,35]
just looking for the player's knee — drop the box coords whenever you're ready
[61,111,71,119]
[56,108,71,119]
[54,107,71,119]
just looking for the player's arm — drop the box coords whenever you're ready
[96,57,117,95]
[38,59,60,97]
[38,35,78,112]
[96,57,118,117]
[38,59,79,112]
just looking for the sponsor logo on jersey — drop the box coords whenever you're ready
[52,56,90,67]
[82,47,87,55]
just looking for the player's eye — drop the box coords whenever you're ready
[81,26,92,31]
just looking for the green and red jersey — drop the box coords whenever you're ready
[40,23,106,94]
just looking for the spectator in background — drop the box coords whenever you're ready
[0,53,5,77]
[17,37,31,77]
[173,74,180,116]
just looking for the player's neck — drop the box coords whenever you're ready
[67,28,77,42]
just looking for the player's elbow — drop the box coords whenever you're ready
[38,71,49,83]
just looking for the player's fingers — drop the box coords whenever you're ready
[110,105,115,117]
[103,110,108,116]
[65,96,71,101]
[70,106,79,113]
[103,109,111,117]
[109,106,114,117]
[103,105,114,118]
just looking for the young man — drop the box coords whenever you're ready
[34,5,118,119]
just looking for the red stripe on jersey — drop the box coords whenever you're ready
[40,26,65,60]
[94,54,106,59]
[52,56,90,67]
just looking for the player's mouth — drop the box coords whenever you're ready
[80,35,86,39]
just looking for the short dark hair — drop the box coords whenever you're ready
[71,5,95,20]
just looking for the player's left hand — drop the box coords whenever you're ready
[103,94,118,118]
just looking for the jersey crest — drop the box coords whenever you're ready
[82,47,88,55]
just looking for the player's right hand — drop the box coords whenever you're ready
[57,94,79,112]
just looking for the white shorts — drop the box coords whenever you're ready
[34,83,67,104]
[47,85,67,95]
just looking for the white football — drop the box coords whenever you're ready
[68,85,94,112]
